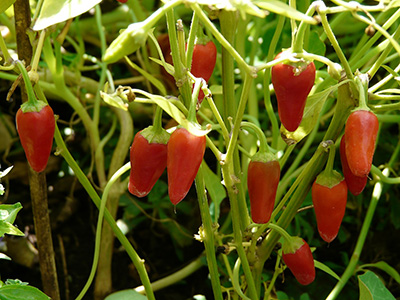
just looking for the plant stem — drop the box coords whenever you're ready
[15,60,37,104]
[195,165,224,300]
[190,3,255,77]
[317,3,353,80]
[240,121,269,154]
[134,255,204,293]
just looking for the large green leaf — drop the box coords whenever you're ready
[32,0,101,31]
[105,289,148,300]
[358,271,396,300]
[0,0,16,14]
[0,285,50,300]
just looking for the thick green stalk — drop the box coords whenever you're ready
[218,9,239,127]
[165,9,192,107]
[195,165,223,300]
[221,162,258,299]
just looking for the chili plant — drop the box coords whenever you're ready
[1,0,400,300]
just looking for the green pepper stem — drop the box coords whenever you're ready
[240,121,270,154]
[322,140,336,176]
[15,60,38,105]
[355,73,370,110]
[152,105,164,132]
[267,223,293,245]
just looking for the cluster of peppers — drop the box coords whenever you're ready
[246,54,379,286]
[128,39,216,205]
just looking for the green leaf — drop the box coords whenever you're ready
[314,260,341,281]
[105,289,148,300]
[0,0,16,14]
[202,162,226,222]
[360,261,400,284]
[0,221,24,237]
[358,271,396,300]
[0,202,22,223]
[254,0,317,24]
[32,0,101,31]
[0,285,50,300]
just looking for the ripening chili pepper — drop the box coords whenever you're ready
[271,51,316,132]
[344,109,379,177]
[282,237,315,285]
[128,127,169,197]
[340,135,367,196]
[312,174,348,243]
[167,127,206,205]
[16,103,55,173]
[312,141,347,242]
[247,152,280,224]
[191,40,217,85]
[189,40,217,102]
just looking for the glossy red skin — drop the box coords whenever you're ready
[116,0,128,3]
[282,239,315,285]
[16,105,55,173]
[128,131,168,198]
[340,135,368,195]
[190,41,217,102]
[167,128,206,205]
[312,179,348,243]
[271,52,316,132]
[344,110,379,177]
[247,160,280,224]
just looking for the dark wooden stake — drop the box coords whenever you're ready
[14,1,61,299]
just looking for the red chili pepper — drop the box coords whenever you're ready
[128,127,169,198]
[271,51,315,132]
[247,153,280,224]
[116,0,128,3]
[16,104,55,173]
[344,110,379,177]
[312,174,348,243]
[167,127,206,205]
[282,237,315,285]
[339,135,367,196]
[190,40,217,102]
